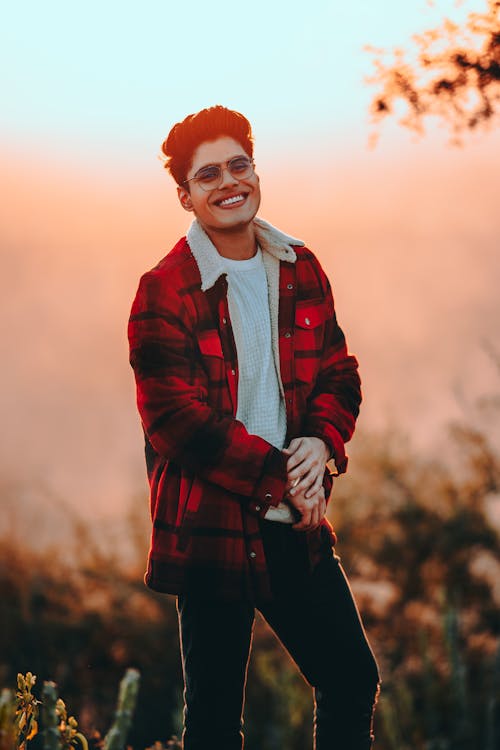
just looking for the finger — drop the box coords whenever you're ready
[305,473,323,499]
[288,439,310,458]
[285,476,300,494]
[286,448,309,474]
[288,474,313,497]
[308,507,321,530]
[287,453,315,482]
[292,513,311,531]
[318,496,327,521]
[292,504,312,531]
[303,492,325,530]
[309,506,320,529]
[288,445,323,477]
[282,438,303,457]
[288,466,320,496]
[305,505,318,531]
[292,518,310,531]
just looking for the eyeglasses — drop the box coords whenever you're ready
[183,155,255,192]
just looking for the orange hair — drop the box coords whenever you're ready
[161,105,254,185]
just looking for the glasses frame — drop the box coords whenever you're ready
[183,155,255,192]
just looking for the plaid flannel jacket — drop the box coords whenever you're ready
[128,218,361,600]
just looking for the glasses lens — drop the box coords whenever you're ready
[228,156,253,179]
[193,157,254,191]
[194,165,222,190]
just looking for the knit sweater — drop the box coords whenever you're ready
[223,249,295,523]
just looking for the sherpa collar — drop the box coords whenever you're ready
[186,217,304,291]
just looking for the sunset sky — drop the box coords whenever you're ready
[3,0,473,158]
[2,1,499,535]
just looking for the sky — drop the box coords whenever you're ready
[2,0,473,160]
[1,1,499,538]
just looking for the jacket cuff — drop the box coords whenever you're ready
[248,447,288,516]
[323,469,334,501]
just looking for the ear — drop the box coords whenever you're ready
[177,185,194,212]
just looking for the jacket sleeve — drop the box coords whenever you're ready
[128,271,287,514]
[302,263,362,475]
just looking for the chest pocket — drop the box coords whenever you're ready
[197,329,225,385]
[197,329,224,359]
[196,329,229,409]
[294,301,325,385]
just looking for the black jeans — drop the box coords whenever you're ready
[177,520,380,750]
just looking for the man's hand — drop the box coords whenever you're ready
[288,486,327,531]
[284,436,330,499]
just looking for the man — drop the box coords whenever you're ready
[128,105,380,749]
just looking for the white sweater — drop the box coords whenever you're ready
[223,249,295,523]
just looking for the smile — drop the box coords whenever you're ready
[215,193,247,208]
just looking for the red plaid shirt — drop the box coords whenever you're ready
[128,219,361,600]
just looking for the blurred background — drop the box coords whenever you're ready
[1,1,499,748]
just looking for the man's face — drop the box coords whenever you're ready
[177,136,261,233]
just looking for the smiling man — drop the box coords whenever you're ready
[128,105,380,749]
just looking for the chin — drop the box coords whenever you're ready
[211,205,259,230]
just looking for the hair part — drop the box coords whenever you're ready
[161,105,254,186]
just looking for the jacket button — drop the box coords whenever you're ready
[305,317,311,325]
[231,368,236,375]
[284,332,291,339]
[255,505,261,512]
[287,283,293,290]
[264,492,272,501]
[222,317,227,324]
[249,551,257,559]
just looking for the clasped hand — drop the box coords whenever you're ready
[283,436,330,531]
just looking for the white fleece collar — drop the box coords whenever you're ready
[186,217,303,291]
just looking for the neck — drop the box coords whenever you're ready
[202,222,257,260]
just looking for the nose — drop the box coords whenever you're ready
[218,165,239,188]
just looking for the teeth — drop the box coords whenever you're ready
[219,194,244,206]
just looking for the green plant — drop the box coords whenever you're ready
[15,675,39,750]
[3,672,142,750]
[41,682,59,750]
[0,689,16,750]
[103,669,140,750]
[54,693,88,750]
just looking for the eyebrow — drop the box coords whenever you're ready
[193,153,247,173]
